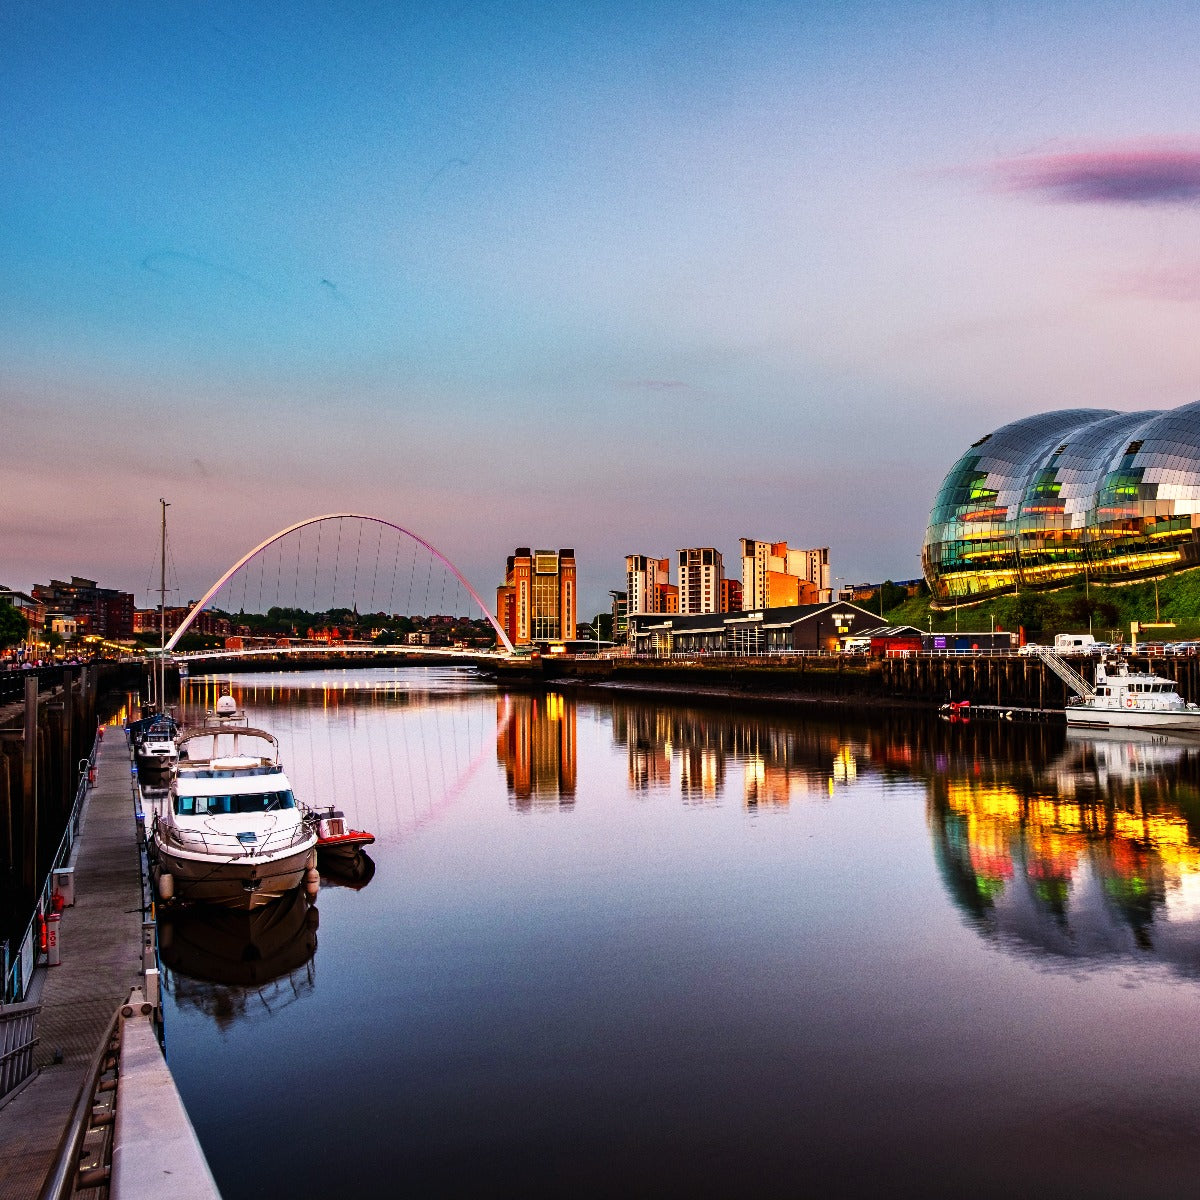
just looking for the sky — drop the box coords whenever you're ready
[7,0,1200,617]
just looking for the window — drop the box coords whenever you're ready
[175,790,296,816]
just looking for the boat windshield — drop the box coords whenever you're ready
[174,790,296,816]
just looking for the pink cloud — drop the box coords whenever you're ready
[991,140,1200,205]
[1106,265,1200,302]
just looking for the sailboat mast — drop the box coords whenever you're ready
[159,498,170,711]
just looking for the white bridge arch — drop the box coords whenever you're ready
[163,513,514,655]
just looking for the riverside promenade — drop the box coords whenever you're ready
[0,731,143,1199]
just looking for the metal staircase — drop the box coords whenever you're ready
[1028,645,1095,699]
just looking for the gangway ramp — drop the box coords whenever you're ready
[1029,645,1095,699]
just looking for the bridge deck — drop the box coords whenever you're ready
[0,732,144,1200]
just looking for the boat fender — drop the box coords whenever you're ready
[157,872,174,902]
[304,868,320,899]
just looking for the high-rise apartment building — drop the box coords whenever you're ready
[677,548,724,614]
[496,548,577,646]
[609,590,629,643]
[625,555,669,614]
[720,578,743,613]
[740,540,831,609]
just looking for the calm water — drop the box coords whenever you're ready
[162,667,1200,1199]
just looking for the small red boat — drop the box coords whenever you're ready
[308,808,375,861]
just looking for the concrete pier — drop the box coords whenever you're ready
[0,731,143,1199]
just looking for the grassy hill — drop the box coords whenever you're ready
[883,567,1200,642]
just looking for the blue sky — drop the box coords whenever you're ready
[7,1,1200,614]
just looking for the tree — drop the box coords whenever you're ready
[592,613,614,641]
[879,580,906,613]
[0,605,29,649]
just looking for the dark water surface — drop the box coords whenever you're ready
[163,668,1200,1199]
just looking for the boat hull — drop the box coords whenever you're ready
[151,836,316,910]
[135,752,175,781]
[1066,706,1200,732]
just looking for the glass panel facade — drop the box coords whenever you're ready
[531,572,561,640]
[922,404,1200,600]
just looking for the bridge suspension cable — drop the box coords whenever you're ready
[164,514,513,655]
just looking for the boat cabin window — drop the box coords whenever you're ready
[174,790,296,816]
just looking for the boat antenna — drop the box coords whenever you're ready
[159,498,170,712]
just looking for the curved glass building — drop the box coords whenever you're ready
[923,401,1200,601]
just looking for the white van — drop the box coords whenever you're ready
[1054,633,1097,652]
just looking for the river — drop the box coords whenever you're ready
[161,667,1200,1199]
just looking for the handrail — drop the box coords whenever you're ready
[152,810,314,856]
[0,1001,40,1103]
[36,1005,121,1200]
[4,731,100,1003]
[1027,645,1095,698]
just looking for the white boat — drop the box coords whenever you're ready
[147,699,318,909]
[1065,658,1200,732]
[134,719,178,778]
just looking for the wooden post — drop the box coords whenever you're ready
[21,676,37,895]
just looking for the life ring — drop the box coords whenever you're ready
[1125,695,1135,709]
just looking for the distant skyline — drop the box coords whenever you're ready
[7,1,1200,615]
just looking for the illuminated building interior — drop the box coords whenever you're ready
[922,401,1200,601]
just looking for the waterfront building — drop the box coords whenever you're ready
[0,589,45,630]
[134,606,230,638]
[30,577,133,638]
[924,402,1200,600]
[720,578,742,613]
[627,601,881,656]
[677,548,724,614]
[739,540,831,609]
[625,556,672,614]
[496,548,577,646]
[609,590,629,643]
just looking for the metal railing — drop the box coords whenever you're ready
[37,1006,120,1200]
[2,731,99,1004]
[1025,645,1095,699]
[0,1001,40,1104]
[153,817,314,858]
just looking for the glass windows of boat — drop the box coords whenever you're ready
[175,790,296,816]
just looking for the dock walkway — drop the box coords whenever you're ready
[0,732,144,1200]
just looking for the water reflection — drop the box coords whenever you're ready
[159,889,319,1027]
[161,670,1200,1198]
[495,693,576,809]
[318,849,376,890]
[929,731,1200,971]
[180,669,1200,979]
[608,703,853,804]
[599,696,1200,972]
[181,670,499,844]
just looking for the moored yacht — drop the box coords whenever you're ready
[147,699,318,909]
[1066,658,1200,732]
[132,713,179,780]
